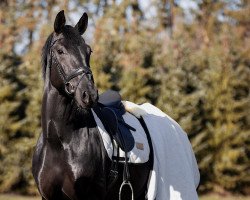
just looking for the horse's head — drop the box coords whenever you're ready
[45,10,98,109]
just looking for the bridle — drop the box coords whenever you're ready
[49,39,93,97]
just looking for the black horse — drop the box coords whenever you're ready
[32,10,151,200]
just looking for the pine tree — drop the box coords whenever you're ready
[197,40,249,192]
[92,0,161,103]
[157,0,250,193]
[0,1,24,192]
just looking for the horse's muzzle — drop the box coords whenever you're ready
[81,88,98,108]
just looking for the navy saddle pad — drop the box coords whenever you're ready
[94,90,135,152]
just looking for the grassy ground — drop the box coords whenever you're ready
[200,194,250,200]
[0,194,38,200]
[0,194,250,200]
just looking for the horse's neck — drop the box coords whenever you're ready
[43,68,68,121]
[40,86,107,184]
[41,85,92,137]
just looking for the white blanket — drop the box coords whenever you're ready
[93,102,200,200]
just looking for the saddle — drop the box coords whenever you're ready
[93,90,153,193]
[93,90,135,152]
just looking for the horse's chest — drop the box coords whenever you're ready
[53,122,102,174]
[62,140,100,179]
[38,131,103,196]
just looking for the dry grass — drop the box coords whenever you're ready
[200,194,250,200]
[0,194,39,200]
[0,194,250,200]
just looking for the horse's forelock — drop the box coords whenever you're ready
[63,26,84,44]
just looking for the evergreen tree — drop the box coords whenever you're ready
[0,1,24,192]
[92,0,161,102]
[157,0,250,193]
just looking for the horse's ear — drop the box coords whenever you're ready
[54,10,66,34]
[75,13,88,35]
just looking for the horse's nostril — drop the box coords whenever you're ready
[82,91,89,102]
[82,91,86,98]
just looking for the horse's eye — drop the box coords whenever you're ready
[57,49,64,54]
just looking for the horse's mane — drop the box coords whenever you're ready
[41,33,53,80]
